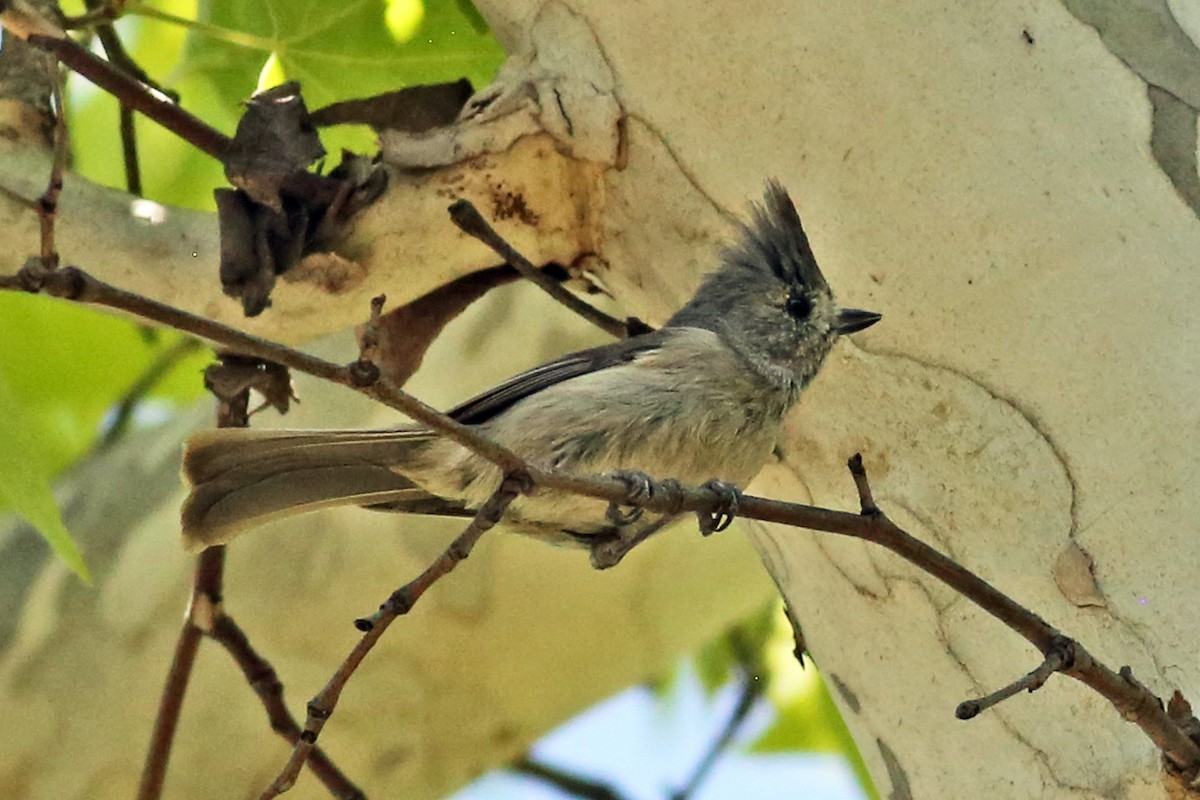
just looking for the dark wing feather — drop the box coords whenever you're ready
[363,496,475,516]
[448,329,671,424]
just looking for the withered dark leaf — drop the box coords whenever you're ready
[317,151,390,232]
[309,79,473,133]
[204,357,295,415]
[224,81,325,211]
[363,265,517,387]
[215,188,311,316]
[1167,691,1200,741]
[215,189,273,315]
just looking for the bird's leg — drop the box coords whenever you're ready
[591,476,687,569]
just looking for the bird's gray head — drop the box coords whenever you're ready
[667,181,880,392]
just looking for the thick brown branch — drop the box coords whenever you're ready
[25,33,230,160]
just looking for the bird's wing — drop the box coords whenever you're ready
[447,329,673,424]
[362,496,475,516]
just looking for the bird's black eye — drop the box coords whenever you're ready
[786,294,812,319]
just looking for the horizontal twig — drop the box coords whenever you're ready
[956,639,1073,720]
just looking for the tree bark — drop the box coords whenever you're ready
[2,0,1198,798]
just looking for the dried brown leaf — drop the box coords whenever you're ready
[1052,541,1106,608]
[362,265,516,387]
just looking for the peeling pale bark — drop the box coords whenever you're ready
[491,0,1200,797]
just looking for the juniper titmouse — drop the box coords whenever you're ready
[181,182,880,567]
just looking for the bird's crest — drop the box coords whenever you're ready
[725,180,830,292]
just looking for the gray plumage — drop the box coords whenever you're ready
[181,182,880,567]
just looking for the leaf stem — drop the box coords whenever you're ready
[125,2,277,51]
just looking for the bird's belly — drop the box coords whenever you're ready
[504,415,779,543]
[411,381,787,544]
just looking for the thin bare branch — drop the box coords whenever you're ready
[511,758,628,800]
[355,293,387,366]
[97,337,202,449]
[841,457,1200,777]
[81,0,177,99]
[0,262,530,472]
[137,540,225,800]
[1070,658,1200,776]
[258,474,526,798]
[34,74,66,270]
[671,670,763,800]
[62,0,127,28]
[138,372,249,800]
[18,31,344,205]
[79,0,182,196]
[449,199,644,339]
[847,453,878,515]
[956,639,1073,720]
[117,105,143,195]
[208,613,365,799]
[138,368,363,798]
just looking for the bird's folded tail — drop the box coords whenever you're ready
[180,427,463,551]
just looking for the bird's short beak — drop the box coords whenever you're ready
[835,308,882,335]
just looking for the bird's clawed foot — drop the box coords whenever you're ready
[698,479,741,535]
[605,469,654,526]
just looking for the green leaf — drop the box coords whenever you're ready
[693,634,736,696]
[753,669,845,753]
[753,667,879,800]
[69,1,243,208]
[0,375,90,583]
[0,294,209,581]
[73,0,506,206]
[164,0,504,155]
[195,0,504,104]
[692,601,778,696]
[0,294,209,474]
[70,0,506,204]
